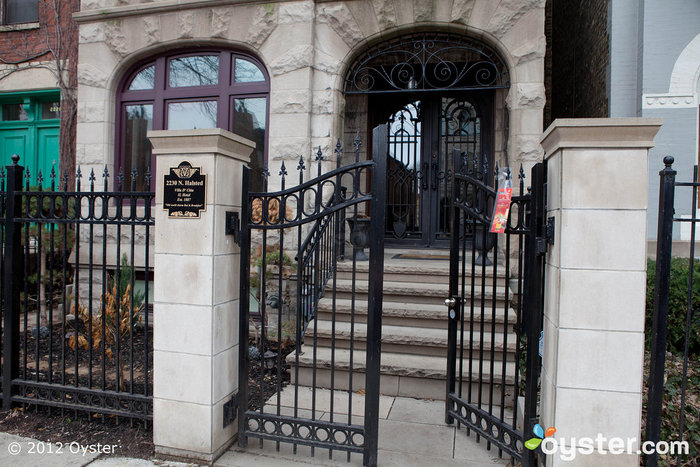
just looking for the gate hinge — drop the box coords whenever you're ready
[536,217,555,256]
[223,392,239,428]
[225,211,241,245]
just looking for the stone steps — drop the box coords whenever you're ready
[332,278,512,305]
[336,260,508,287]
[308,320,516,359]
[290,249,519,401]
[316,298,516,331]
[289,347,516,403]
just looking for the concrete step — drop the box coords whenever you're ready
[336,260,508,286]
[316,298,517,331]
[307,320,517,359]
[288,347,516,402]
[332,278,512,305]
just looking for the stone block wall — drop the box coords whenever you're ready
[74,0,547,187]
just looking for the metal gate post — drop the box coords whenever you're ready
[645,156,676,467]
[363,124,387,467]
[237,166,252,448]
[522,162,546,467]
[2,154,24,411]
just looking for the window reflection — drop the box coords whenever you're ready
[124,104,153,191]
[1,103,28,121]
[167,101,218,130]
[169,56,219,87]
[129,66,155,90]
[41,102,61,120]
[233,98,266,191]
[234,58,265,83]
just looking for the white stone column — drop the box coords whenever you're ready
[149,129,254,462]
[539,118,662,466]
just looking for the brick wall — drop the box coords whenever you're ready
[548,0,610,121]
[0,0,80,180]
[0,0,78,66]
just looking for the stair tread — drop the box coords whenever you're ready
[330,278,511,298]
[308,320,517,351]
[336,261,508,278]
[316,298,517,323]
[288,346,516,382]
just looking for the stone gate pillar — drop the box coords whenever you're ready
[149,128,254,462]
[539,118,662,466]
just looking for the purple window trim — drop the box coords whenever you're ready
[115,49,270,193]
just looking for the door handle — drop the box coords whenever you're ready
[445,297,458,320]
[431,161,438,190]
[422,162,429,190]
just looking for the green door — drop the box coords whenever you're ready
[37,126,60,182]
[0,90,61,186]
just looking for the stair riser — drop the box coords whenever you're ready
[315,313,513,332]
[291,367,515,404]
[334,291,510,306]
[336,271,507,287]
[312,338,515,360]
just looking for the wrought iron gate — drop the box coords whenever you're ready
[445,155,547,466]
[237,126,387,466]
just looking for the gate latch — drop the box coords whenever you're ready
[536,217,555,256]
[223,392,239,428]
[225,211,240,245]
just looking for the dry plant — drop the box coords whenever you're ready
[69,257,144,390]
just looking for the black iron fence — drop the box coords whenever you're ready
[1,155,154,421]
[238,127,386,466]
[646,156,699,466]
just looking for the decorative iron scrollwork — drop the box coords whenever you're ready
[345,33,509,94]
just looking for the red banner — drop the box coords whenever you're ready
[490,173,512,233]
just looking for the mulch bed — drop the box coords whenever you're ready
[247,338,295,411]
[0,335,296,462]
[0,407,155,460]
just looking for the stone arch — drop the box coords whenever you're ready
[669,33,700,98]
[338,26,515,168]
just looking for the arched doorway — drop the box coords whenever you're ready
[343,32,510,247]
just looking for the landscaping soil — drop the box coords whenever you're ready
[0,407,155,460]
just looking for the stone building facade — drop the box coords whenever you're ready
[73,0,546,225]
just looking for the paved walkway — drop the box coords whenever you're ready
[220,395,510,467]
[0,397,510,466]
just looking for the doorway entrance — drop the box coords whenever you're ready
[342,32,508,248]
[371,93,492,247]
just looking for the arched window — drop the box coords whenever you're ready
[116,49,269,191]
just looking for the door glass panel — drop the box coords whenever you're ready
[168,56,219,87]
[124,104,153,191]
[129,65,155,90]
[41,102,61,119]
[1,103,28,121]
[232,97,266,191]
[167,101,217,130]
[234,58,265,83]
[386,101,422,241]
[439,97,481,239]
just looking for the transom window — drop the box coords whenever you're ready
[117,50,269,191]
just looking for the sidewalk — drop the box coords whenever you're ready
[0,396,510,466]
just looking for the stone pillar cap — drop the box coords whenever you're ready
[148,128,255,163]
[541,118,663,159]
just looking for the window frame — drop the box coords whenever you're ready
[115,49,270,191]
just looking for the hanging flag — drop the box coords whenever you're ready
[490,169,512,233]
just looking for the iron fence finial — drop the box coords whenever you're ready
[663,155,674,167]
[11,154,19,165]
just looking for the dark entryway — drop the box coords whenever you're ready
[369,92,493,247]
